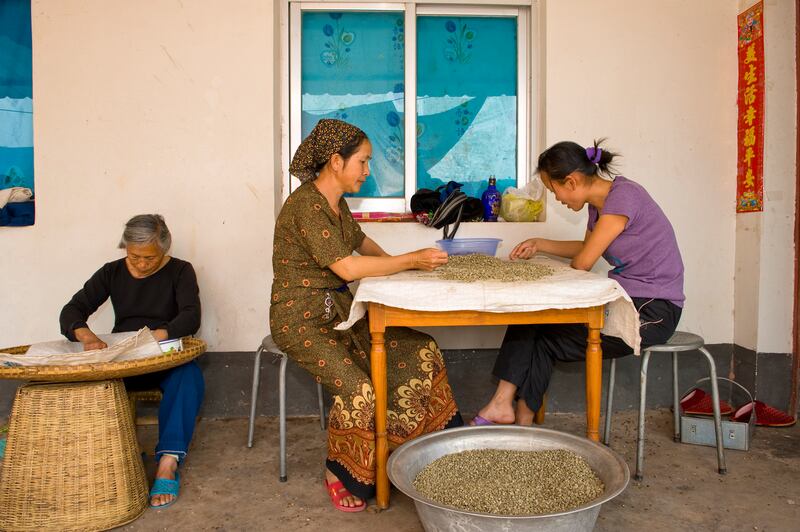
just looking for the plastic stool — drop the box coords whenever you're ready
[247,335,326,482]
[603,331,726,480]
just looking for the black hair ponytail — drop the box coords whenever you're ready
[537,138,620,181]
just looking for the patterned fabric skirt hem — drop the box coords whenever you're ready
[326,410,464,501]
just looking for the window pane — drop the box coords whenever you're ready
[416,16,517,199]
[301,11,405,198]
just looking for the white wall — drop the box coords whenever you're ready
[545,0,739,346]
[0,0,781,354]
[756,0,797,353]
[734,0,797,353]
[0,0,276,351]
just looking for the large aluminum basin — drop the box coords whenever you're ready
[387,426,629,531]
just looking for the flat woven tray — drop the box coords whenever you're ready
[0,337,206,382]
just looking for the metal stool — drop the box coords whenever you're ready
[604,331,726,480]
[247,335,326,481]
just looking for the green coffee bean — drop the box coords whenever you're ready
[413,449,604,515]
[437,255,554,283]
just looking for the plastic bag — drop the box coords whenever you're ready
[499,177,545,222]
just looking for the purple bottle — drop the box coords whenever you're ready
[481,176,501,222]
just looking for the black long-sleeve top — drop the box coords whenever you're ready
[59,257,201,341]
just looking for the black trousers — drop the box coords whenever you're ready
[492,298,682,413]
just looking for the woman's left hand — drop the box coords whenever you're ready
[410,248,449,271]
[152,329,169,342]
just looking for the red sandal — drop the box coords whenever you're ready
[731,401,797,427]
[680,388,733,416]
[324,478,366,513]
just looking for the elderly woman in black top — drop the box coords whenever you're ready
[60,214,202,509]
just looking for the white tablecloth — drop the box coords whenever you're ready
[335,257,642,354]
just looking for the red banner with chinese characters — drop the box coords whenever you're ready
[736,2,765,213]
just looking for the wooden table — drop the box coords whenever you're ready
[368,302,605,509]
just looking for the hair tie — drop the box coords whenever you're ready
[586,146,602,164]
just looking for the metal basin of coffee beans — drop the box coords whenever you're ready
[388,426,629,532]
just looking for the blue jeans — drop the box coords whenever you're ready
[126,360,204,462]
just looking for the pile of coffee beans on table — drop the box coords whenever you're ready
[436,255,555,283]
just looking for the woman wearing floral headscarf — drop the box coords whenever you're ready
[270,119,463,512]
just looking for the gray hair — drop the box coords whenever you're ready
[118,214,172,253]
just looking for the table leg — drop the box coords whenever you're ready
[534,394,547,425]
[369,308,390,510]
[585,323,602,442]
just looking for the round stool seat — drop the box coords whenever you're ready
[261,335,285,354]
[646,331,704,352]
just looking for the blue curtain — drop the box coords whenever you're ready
[416,16,517,199]
[301,11,405,198]
[0,0,34,226]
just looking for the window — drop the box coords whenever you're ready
[285,1,534,213]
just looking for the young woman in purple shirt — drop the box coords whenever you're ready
[474,140,685,426]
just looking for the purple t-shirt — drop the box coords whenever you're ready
[587,176,685,307]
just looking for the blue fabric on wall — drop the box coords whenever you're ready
[0,147,33,190]
[0,0,32,99]
[0,200,34,226]
[0,0,35,226]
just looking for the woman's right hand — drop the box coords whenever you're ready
[410,248,449,271]
[509,238,539,260]
[74,327,108,351]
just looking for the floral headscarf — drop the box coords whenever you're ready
[289,119,366,183]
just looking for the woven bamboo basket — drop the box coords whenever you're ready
[0,380,148,531]
[0,337,206,382]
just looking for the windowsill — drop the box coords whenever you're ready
[352,212,418,223]
[353,214,544,224]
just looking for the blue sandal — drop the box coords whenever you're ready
[149,472,180,509]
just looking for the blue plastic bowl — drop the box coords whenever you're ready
[435,238,502,256]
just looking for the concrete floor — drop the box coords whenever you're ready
[113,410,800,531]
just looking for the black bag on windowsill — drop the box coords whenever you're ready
[411,180,465,214]
[411,184,483,240]
[410,188,441,214]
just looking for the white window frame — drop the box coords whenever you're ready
[282,0,539,214]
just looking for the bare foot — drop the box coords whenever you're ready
[325,469,363,509]
[151,455,178,507]
[515,399,535,426]
[472,380,517,424]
